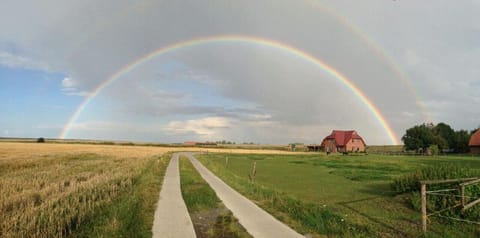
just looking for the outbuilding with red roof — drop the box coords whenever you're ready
[321,130,366,153]
[470,129,480,155]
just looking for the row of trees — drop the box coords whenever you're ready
[402,122,476,154]
[215,140,236,144]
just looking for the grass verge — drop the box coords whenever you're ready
[197,153,480,237]
[179,155,252,238]
[196,154,372,238]
[70,153,172,237]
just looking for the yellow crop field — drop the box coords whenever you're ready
[0,142,296,237]
[0,143,172,237]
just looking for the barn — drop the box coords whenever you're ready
[469,130,480,155]
[321,130,366,153]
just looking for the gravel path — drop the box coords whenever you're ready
[184,152,304,238]
[152,153,196,238]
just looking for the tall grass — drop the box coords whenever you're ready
[0,147,166,237]
[392,164,480,224]
[391,164,479,193]
[180,156,220,212]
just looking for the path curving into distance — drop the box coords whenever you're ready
[152,153,196,238]
[183,152,305,238]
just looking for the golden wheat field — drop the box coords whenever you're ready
[0,142,297,237]
[0,143,176,237]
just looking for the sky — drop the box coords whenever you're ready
[0,0,479,145]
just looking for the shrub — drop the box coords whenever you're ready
[392,164,480,221]
[391,164,478,193]
[429,144,439,156]
[36,137,45,143]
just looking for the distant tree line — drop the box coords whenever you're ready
[402,122,477,154]
[216,140,236,145]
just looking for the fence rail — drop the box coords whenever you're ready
[420,177,479,233]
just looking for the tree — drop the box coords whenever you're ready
[36,137,45,143]
[433,122,455,150]
[453,130,470,153]
[403,122,476,154]
[402,124,434,152]
[289,143,296,151]
[471,128,480,135]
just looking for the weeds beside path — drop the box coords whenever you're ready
[179,155,251,238]
[72,153,172,237]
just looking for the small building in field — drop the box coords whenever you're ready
[469,130,480,155]
[183,141,217,146]
[321,130,366,153]
[305,144,322,152]
[184,141,198,146]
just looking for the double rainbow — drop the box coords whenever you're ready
[60,35,400,144]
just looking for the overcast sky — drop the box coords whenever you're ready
[1,0,479,144]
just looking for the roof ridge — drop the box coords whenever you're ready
[469,130,480,146]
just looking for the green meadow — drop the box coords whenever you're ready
[196,153,480,238]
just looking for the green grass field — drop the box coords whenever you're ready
[196,153,480,238]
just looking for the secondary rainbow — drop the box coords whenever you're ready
[305,0,432,122]
[60,35,400,144]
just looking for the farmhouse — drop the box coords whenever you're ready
[321,130,366,153]
[469,130,480,155]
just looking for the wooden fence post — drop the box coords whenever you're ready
[421,183,427,233]
[418,177,478,233]
[250,161,257,182]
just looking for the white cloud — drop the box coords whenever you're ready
[165,117,231,136]
[62,77,77,88]
[0,51,50,71]
[61,77,90,97]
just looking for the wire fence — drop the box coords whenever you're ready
[424,185,480,228]
[433,214,480,225]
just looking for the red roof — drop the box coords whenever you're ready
[470,130,480,146]
[322,130,364,146]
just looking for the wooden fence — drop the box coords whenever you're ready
[420,177,480,233]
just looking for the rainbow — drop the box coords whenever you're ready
[305,0,432,122]
[59,35,400,144]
